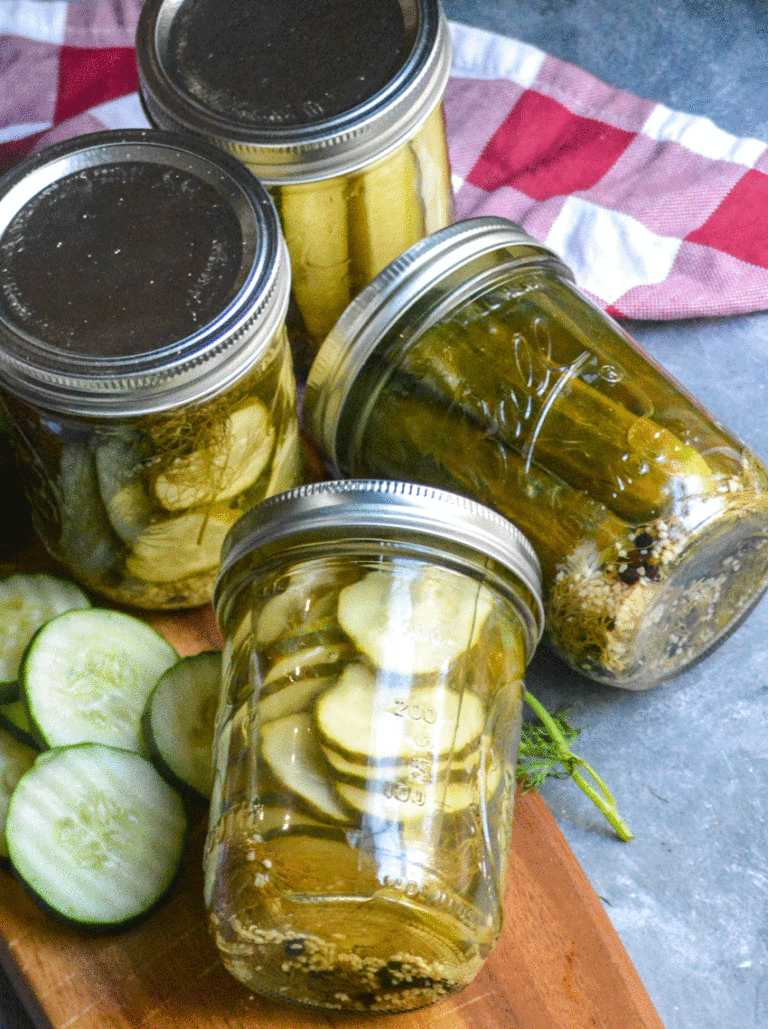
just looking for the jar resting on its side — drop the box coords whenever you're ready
[304,217,768,690]
[208,479,543,1012]
[137,0,454,369]
[0,130,302,609]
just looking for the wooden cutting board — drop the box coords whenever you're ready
[0,537,666,1029]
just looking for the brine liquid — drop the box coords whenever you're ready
[207,554,527,1010]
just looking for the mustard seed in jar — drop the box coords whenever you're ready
[304,217,768,690]
[0,130,302,609]
[137,0,455,369]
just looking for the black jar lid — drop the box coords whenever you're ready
[304,216,570,474]
[214,478,544,660]
[0,129,290,416]
[136,0,452,183]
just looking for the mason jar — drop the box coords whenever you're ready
[0,129,302,610]
[136,0,454,370]
[304,217,768,690]
[207,479,543,1011]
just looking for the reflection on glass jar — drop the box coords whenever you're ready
[208,480,543,1011]
[0,130,302,609]
[137,0,454,369]
[304,217,768,690]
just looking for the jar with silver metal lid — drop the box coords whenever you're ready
[207,479,543,1011]
[303,217,768,690]
[136,0,455,370]
[0,129,303,610]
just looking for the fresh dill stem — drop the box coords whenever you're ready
[519,690,634,842]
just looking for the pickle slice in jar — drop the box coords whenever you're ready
[58,443,121,579]
[256,569,344,647]
[259,676,335,724]
[315,664,485,764]
[321,738,481,784]
[337,566,494,675]
[261,643,348,689]
[408,104,453,234]
[264,421,302,499]
[278,179,352,341]
[125,508,234,583]
[153,403,275,511]
[260,713,352,825]
[95,437,154,544]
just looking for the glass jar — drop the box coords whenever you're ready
[136,0,454,370]
[304,217,768,690]
[0,129,302,610]
[207,479,543,1012]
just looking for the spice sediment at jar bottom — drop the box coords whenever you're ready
[207,480,543,1011]
[304,217,768,690]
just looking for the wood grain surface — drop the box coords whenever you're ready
[0,539,666,1029]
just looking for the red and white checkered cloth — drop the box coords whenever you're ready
[2,2,768,320]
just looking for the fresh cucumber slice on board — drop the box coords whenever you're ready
[6,742,187,928]
[0,573,91,696]
[0,699,39,751]
[21,608,178,753]
[142,650,221,801]
[0,726,37,862]
[337,566,494,674]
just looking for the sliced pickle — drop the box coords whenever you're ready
[58,443,121,579]
[335,759,501,822]
[408,104,453,234]
[259,677,335,723]
[321,741,481,784]
[261,643,347,689]
[264,421,302,498]
[337,566,494,674]
[348,143,425,293]
[279,179,352,341]
[96,436,154,544]
[260,713,351,825]
[256,570,342,646]
[153,402,275,511]
[125,508,234,583]
[315,664,485,763]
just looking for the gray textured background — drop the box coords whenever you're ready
[2,2,768,1028]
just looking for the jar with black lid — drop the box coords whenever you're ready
[208,479,543,1011]
[0,129,302,609]
[136,0,454,369]
[304,217,768,690]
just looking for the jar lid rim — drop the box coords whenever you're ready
[215,478,544,652]
[304,216,567,470]
[136,0,452,183]
[0,129,290,416]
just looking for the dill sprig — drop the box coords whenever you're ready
[518,690,634,842]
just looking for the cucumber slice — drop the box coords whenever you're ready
[0,573,91,695]
[125,508,234,584]
[260,713,351,824]
[21,609,178,753]
[264,421,302,498]
[58,443,121,579]
[153,403,275,511]
[6,742,187,928]
[142,650,221,801]
[0,726,37,862]
[259,676,334,724]
[261,643,347,689]
[337,566,494,675]
[0,700,38,751]
[315,664,485,763]
[320,740,481,785]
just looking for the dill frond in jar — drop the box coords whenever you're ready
[0,130,301,609]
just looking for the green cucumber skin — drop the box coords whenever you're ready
[6,743,188,932]
[140,703,210,806]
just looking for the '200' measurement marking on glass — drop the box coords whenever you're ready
[382,697,439,807]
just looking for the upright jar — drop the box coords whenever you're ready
[208,479,543,1012]
[136,0,454,369]
[304,217,768,690]
[0,130,303,610]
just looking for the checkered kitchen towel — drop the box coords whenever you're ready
[2,1,768,320]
